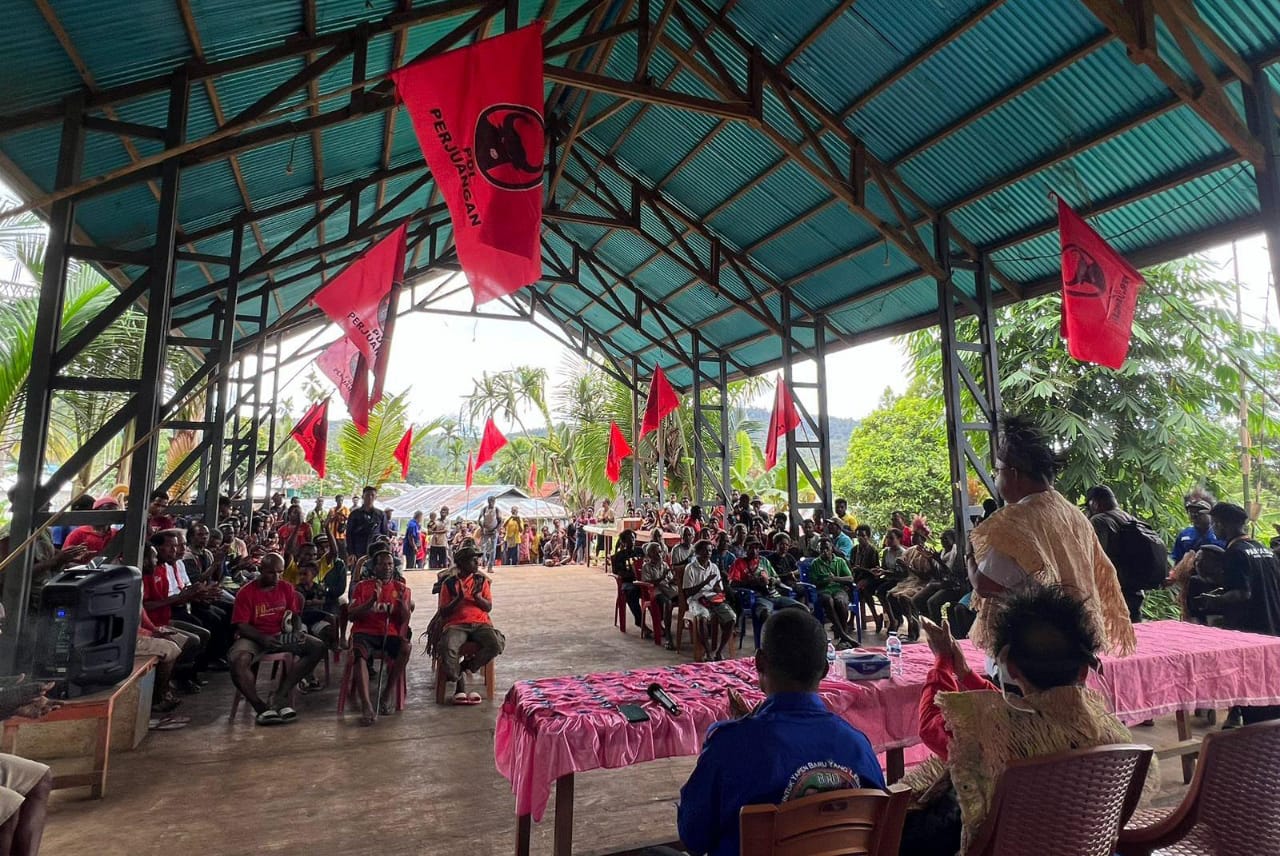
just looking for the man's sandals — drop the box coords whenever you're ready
[452,676,482,706]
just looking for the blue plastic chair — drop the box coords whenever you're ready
[734,588,764,650]
[798,561,863,645]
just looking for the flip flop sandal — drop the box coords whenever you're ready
[255,709,283,726]
[452,692,469,705]
[379,700,394,716]
[277,706,298,722]
[465,692,482,704]
[149,715,190,731]
[359,712,376,726]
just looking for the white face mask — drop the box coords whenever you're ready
[993,647,1038,715]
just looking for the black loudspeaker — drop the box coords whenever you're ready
[33,565,141,698]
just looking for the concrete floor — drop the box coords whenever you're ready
[42,563,1210,855]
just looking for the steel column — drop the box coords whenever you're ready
[244,294,270,516]
[122,72,189,565]
[692,335,706,506]
[718,354,731,513]
[262,337,281,497]
[1246,67,1280,312]
[631,360,641,508]
[202,226,243,521]
[691,332,730,507]
[2,95,84,670]
[781,293,833,531]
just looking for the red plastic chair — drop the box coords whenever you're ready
[229,652,299,718]
[335,646,407,715]
[968,744,1153,856]
[1118,719,1280,855]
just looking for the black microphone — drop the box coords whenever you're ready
[647,682,682,716]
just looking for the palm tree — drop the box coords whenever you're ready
[327,392,412,493]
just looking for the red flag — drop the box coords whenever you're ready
[394,428,413,481]
[311,224,407,402]
[1058,198,1144,370]
[390,24,544,305]
[290,399,329,479]
[639,366,680,439]
[464,452,475,489]
[526,457,538,494]
[475,418,508,470]
[764,376,802,471]
[315,336,370,435]
[606,421,632,484]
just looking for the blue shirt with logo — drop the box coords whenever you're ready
[677,692,884,856]
[1172,525,1225,562]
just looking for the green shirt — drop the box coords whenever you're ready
[809,555,854,597]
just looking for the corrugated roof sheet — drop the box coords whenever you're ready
[0,0,1277,384]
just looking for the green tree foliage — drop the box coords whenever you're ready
[833,391,952,531]
[904,258,1280,535]
[327,392,412,493]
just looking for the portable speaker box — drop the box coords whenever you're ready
[33,565,141,698]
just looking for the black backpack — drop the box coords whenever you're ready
[1108,516,1169,591]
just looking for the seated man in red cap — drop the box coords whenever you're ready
[347,549,412,725]
[429,544,504,705]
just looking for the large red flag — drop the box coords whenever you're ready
[639,366,680,439]
[764,376,802,471]
[464,452,475,489]
[315,336,370,435]
[475,417,508,470]
[1058,198,1144,370]
[311,223,407,403]
[290,399,329,479]
[606,421,632,484]
[394,428,413,480]
[390,24,544,305]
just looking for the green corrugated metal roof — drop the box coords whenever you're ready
[0,0,1278,387]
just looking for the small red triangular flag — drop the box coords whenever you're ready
[606,421,633,484]
[764,376,802,471]
[464,452,475,489]
[639,366,680,439]
[527,456,538,495]
[290,399,329,479]
[394,427,413,481]
[475,417,508,470]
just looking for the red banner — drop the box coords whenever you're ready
[606,421,632,484]
[315,336,370,435]
[1058,198,1144,370]
[311,223,407,403]
[465,452,475,490]
[475,417,508,470]
[290,399,329,479]
[391,24,545,305]
[639,366,680,439]
[527,457,538,495]
[394,428,413,481]
[764,376,801,471]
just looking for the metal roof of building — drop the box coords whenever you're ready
[384,483,565,521]
[1,0,1278,388]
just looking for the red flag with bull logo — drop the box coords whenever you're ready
[311,223,407,403]
[1058,198,1144,370]
[315,336,370,435]
[290,399,329,479]
[390,23,545,305]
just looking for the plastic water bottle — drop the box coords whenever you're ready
[886,632,903,678]
[826,642,838,678]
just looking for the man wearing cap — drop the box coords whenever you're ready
[729,539,805,625]
[1172,498,1225,563]
[431,545,505,705]
[348,549,412,724]
[62,496,121,559]
[1196,502,1280,724]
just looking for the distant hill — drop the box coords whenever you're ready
[743,407,857,469]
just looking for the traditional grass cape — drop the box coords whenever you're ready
[968,489,1136,656]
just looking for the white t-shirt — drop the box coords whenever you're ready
[683,558,721,605]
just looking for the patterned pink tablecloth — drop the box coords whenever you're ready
[494,621,1280,821]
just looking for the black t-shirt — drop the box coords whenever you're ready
[1224,538,1280,636]
[612,547,645,583]
[345,506,387,558]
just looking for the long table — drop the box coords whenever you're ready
[494,621,1280,856]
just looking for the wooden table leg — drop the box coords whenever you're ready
[1175,709,1197,784]
[91,701,113,798]
[886,748,905,784]
[514,813,532,856]
[553,773,575,856]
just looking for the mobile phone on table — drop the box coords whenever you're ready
[619,703,650,723]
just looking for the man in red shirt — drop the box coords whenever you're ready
[147,490,176,536]
[62,496,120,559]
[433,545,505,705]
[347,549,413,725]
[228,552,324,726]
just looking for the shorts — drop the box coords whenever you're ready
[0,754,49,825]
[135,635,182,664]
[353,633,403,660]
[228,634,319,662]
[689,598,736,624]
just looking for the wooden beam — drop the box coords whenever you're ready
[544,67,757,122]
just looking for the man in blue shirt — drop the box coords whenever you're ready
[677,609,884,856]
[1172,499,1225,563]
[826,520,855,561]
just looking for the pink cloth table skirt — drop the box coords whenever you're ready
[495,620,1280,821]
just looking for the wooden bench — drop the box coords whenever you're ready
[0,655,157,798]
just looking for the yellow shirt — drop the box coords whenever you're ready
[504,517,522,546]
[841,512,858,531]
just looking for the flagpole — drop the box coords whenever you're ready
[658,416,665,506]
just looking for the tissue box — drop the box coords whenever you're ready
[843,651,891,681]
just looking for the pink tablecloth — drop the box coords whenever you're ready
[494,621,1280,821]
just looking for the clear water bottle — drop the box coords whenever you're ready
[886,632,903,678]
[826,642,838,678]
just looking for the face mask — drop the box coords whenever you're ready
[993,646,1039,715]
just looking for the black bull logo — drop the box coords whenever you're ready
[1062,244,1107,299]
[475,104,544,191]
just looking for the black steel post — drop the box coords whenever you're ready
[203,226,243,522]
[631,359,641,508]
[692,333,706,505]
[1246,67,1280,312]
[977,253,1002,476]
[2,95,84,670]
[244,293,270,517]
[718,354,730,513]
[813,313,834,514]
[122,72,189,566]
[262,337,281,497]
[935,215,969,541]
[781,291,801,530]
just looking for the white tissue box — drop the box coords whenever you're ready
[843,651,891,681]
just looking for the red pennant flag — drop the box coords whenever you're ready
[315,336,370,435]
[464,452,475,489]
[390,24,544,305]
[311,224,407,403]
[764,376,802,471]
[394,428,413,481]
[290,399,329,479]
[639,366,680,439]
[1058,198,1144,370]
[475,418,508,470]
[606,421,633,484]
[527,457,538,495]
